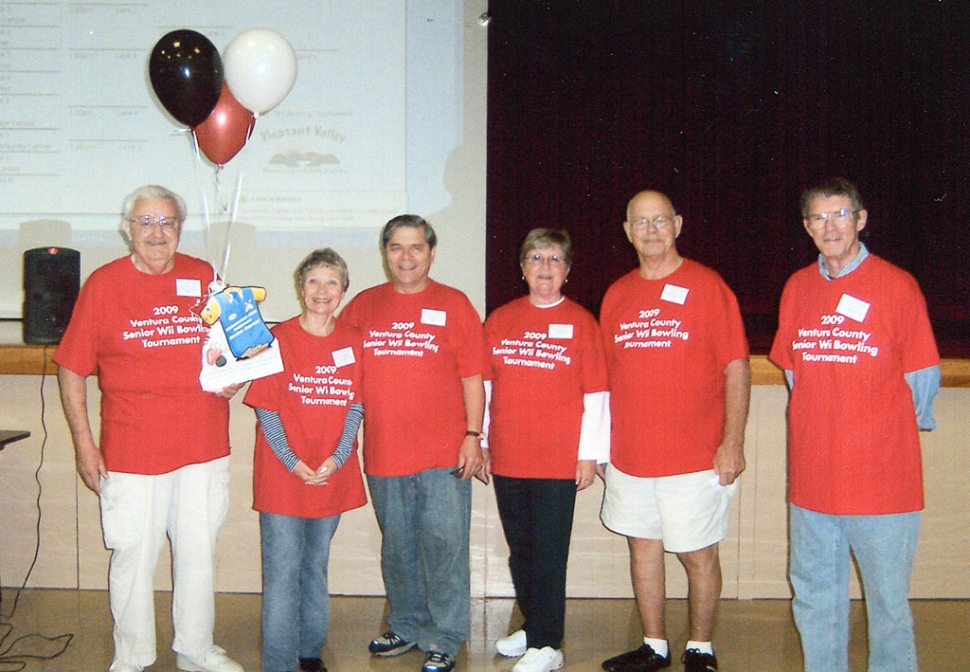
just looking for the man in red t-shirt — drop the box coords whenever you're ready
[770,177,940,672]
[54,185,243,672]
[340,215,485,672]
[599,190,750,672]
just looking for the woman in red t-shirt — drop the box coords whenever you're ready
[483,229,610,672]
[243,248,366,672]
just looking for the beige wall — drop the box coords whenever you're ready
[2,376,967,599]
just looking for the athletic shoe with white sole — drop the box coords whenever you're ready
[495,629,528,657]
[512,646,564,672]
[368,631,417,657]
[422,650,456,672]
[175,645,243,672]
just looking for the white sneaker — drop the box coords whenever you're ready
[176,645,244,672]
[512,647,564,672]
[495,629,528,657]
[109,663,144,672]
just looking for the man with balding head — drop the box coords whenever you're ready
[598,190,751,672]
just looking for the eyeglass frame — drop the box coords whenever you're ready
[523,252,567,268]
[126,215,182,231]
[804,207,859,229]
[628,214,678,230]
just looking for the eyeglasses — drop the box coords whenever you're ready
[806,208,857,229]
[127,215,181,231]
[524,252,566,268]
[630,214,676,230]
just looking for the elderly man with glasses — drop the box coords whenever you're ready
[55,185,243,672]
[770,177,940,672]
[598,190,751,672]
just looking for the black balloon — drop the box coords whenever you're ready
[149,30,224,127]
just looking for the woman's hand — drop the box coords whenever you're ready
[215,382,245,399]
[292,460,317,483]
[305,457,339,486]
[292,459,336,486]
[575,459,597,491]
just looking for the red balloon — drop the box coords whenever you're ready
[193,84,256,165]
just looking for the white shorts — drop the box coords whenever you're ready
[600,464,738,553]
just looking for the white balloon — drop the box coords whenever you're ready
[223,28,297,115]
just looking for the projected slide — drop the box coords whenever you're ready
[0,0,433,230]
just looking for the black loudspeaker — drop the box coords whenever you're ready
[23,247,80,344]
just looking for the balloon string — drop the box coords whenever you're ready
[191,129,218,280]
[188,127,239,287]
[219,170,244,284]
[213,168,228,281]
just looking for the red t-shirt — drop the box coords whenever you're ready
[769,254,939,514]
[53,253,230,474]
[600,260,749,477]
[244,317,367,518]
[339,280,485,476]
[485,296,608,479]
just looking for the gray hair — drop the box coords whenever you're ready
[519,228,574,267]
[121,185,187,222]
[295,248,350,292]
[800,177,864,218]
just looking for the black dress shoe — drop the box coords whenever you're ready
[681,648,718,672]
[602,643,671,672]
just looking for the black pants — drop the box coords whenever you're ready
[493,475,578,650]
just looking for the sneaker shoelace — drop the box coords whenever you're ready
[426,651,449,667]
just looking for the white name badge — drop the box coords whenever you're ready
[176,278,202,297]
[660,283,689,305]
[836,293,870,323]
[548,323,574,339]
[421,308,447,326]
[332,346,356,368]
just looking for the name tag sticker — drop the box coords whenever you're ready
[332,346,356,368]
[421,308,447,326]
[177,278,202,297]
[661,284,689,305]
[548,323,574,339]
[836,294,870,322]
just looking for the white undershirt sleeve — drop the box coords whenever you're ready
[578,390,611,463]
[482,380,492,449]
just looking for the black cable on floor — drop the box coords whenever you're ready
[0,349,74,669]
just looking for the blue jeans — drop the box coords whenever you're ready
[367,468,472,657]
[789,504,920,672]
[260,511,341,672]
